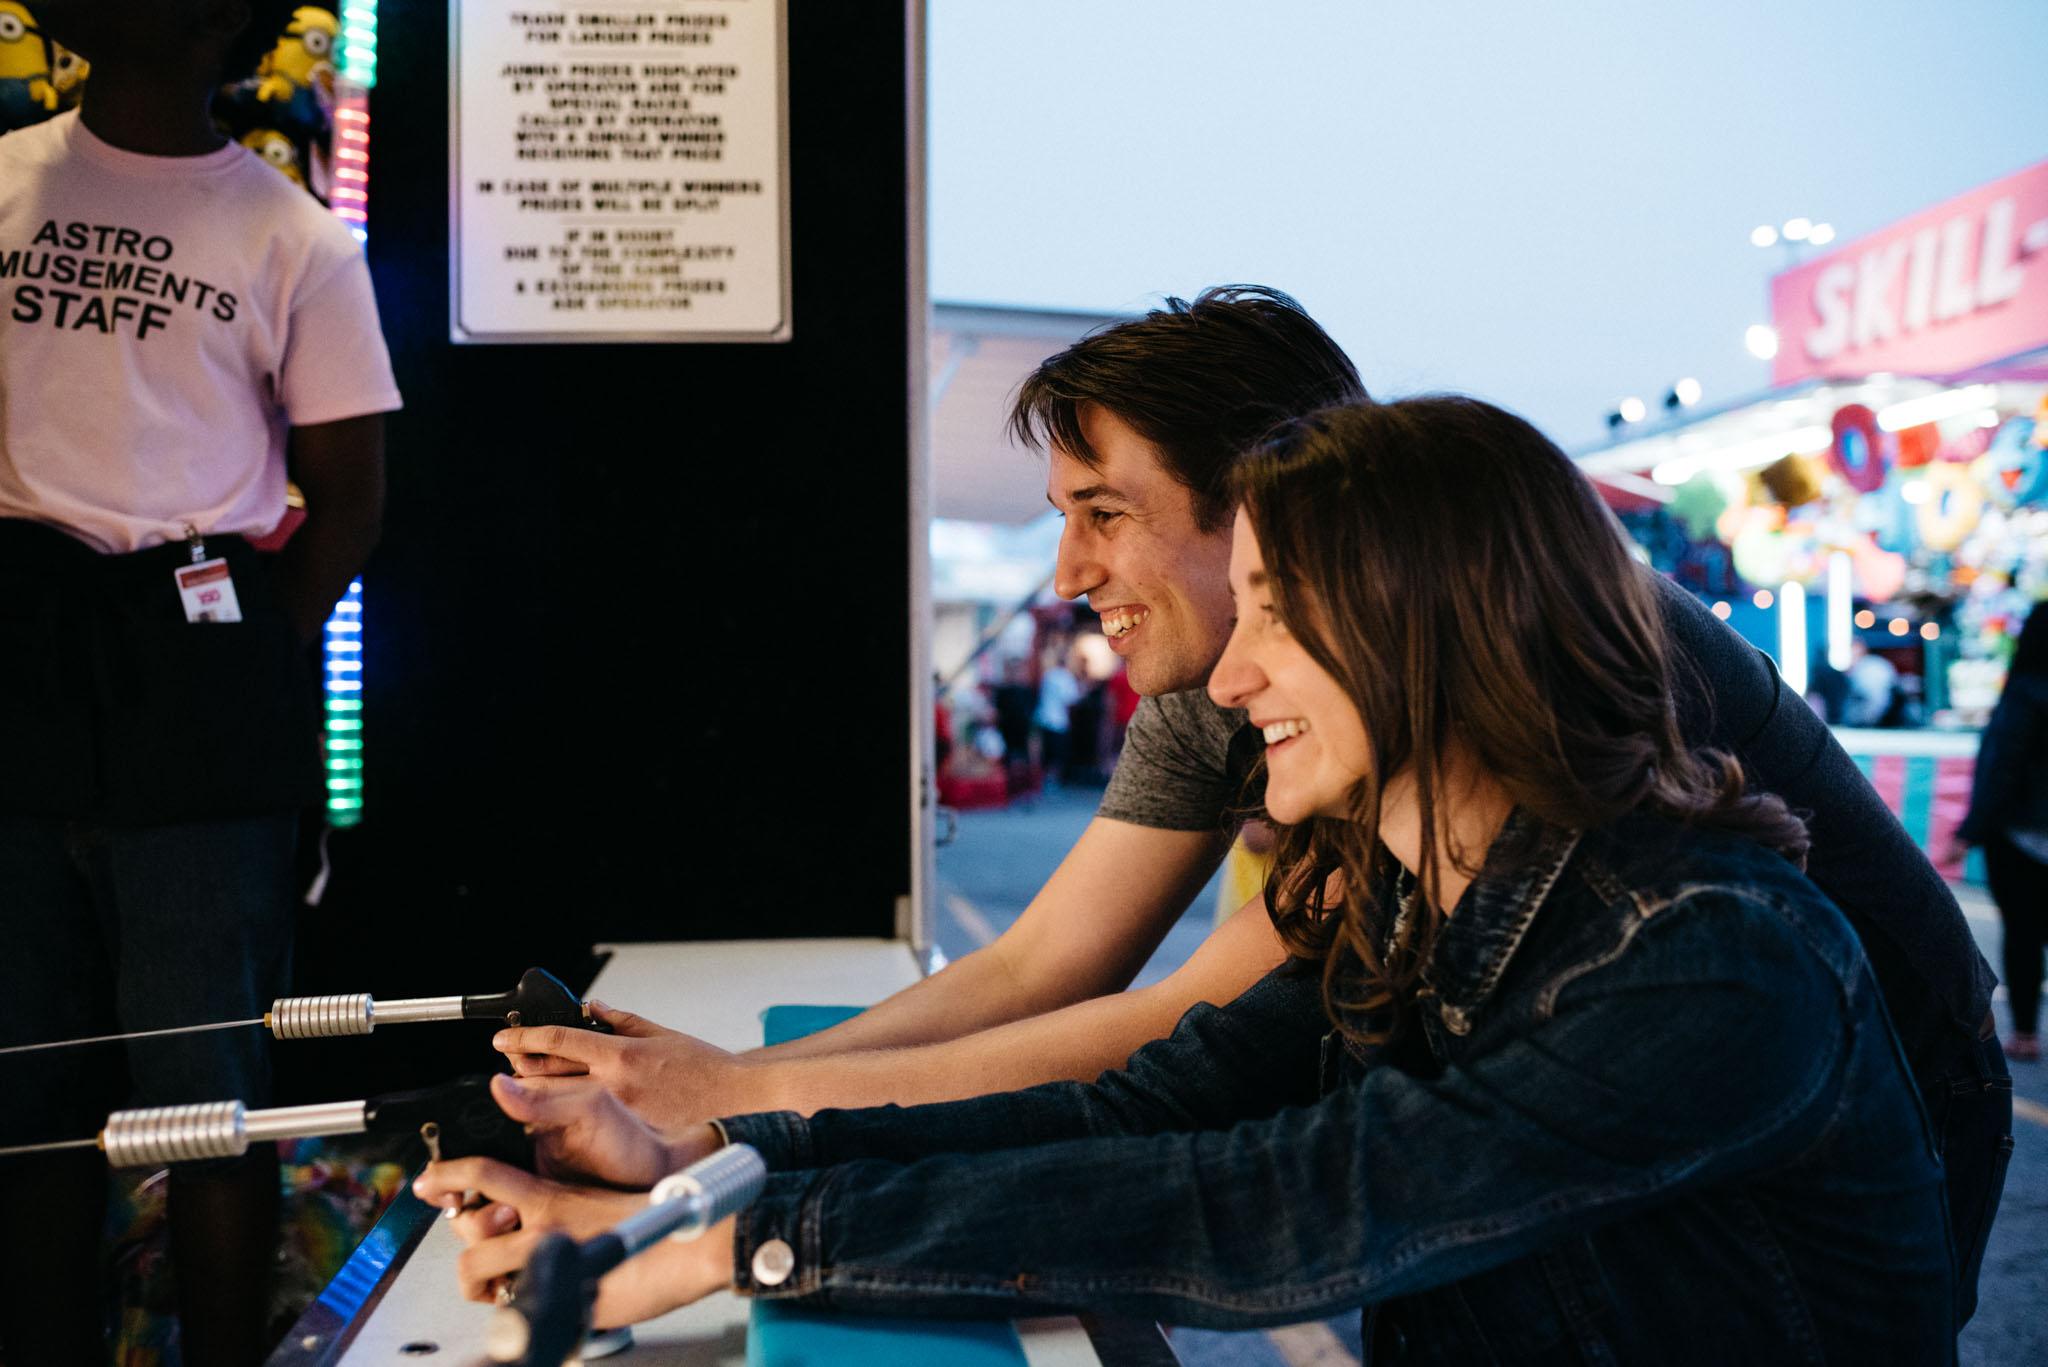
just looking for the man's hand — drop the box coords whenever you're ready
[498,1002,761,1132]
[483,1072,719,1190]
[413,1157,732,1329]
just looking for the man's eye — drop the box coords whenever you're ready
[1091,510,1121,527]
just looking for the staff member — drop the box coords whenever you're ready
[0,2,399,1362]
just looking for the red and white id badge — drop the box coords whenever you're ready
[174,558,244,623]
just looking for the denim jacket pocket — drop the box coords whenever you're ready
[1384,1239,1619,1365]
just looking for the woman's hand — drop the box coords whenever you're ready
[414,1157,736,1328]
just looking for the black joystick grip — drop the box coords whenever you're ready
[364,1075,536,1170]
[462,968,611,1033]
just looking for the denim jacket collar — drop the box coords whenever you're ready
[1421,808,1582,1032]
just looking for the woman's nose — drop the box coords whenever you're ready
[1208,624,1262,709]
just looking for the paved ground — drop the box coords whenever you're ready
[934,783,2047,1366]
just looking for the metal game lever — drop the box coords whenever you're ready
[267,967,610,1040]
[91,1074,535,1169]
[486,1144,768,1367]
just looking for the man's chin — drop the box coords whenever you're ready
[1126,655,1212,699]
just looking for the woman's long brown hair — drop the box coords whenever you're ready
[1236,397,1809,1048]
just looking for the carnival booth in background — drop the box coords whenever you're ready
[1578,156,2048,881]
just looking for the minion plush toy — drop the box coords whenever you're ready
[255,6,338,107]
[48,37,86,109]
[0,0,58,132]
[241,126,306,187]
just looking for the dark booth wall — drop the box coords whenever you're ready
[282,4,918,1098]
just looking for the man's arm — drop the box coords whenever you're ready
[768,817,1231,1057]
[270,413,386,644]
[731,890,1288,1112]
[500,822,1290,1129]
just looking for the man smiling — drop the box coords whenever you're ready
[503,285,2005,1323]
[1046,404,1237,696]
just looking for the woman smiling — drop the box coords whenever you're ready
[421,396,1953,1362]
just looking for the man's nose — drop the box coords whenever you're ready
[1052,523,1103,601]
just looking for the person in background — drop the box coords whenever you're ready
[1843,636,1900,726]
[0,2,400,1362]
[1951,601,2048,1062]
[991,654,1038,788]
[1806,645,1850,723]
[1032,643,1082,787]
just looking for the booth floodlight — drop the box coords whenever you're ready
[1778,581,1809,697]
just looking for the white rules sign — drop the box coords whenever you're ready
[450,1,790,343]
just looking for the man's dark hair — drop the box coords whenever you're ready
[1007,285,1367,533]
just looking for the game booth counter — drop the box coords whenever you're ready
[1576,154,2048,879]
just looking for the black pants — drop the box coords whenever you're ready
[1983,832,2048,1034]
[0,519,321,822]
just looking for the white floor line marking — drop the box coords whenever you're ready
[944,892,999,949]
[1265,1320,1361,1367]
[2014,1096,2048,1129]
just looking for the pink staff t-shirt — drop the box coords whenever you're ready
[0,110,401,554]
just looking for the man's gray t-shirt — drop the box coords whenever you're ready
[1099,688,1260,831]
[1090,572,1994,1086]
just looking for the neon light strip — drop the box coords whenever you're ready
[318,2,377,826]
[330,99,372,234]
[322,579,366,826]
[338,1,379,85]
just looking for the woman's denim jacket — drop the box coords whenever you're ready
[720,810,1953,1364]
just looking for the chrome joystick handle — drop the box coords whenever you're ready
[268,993,375,1038]
[101,1101,247,1167]
[648,1143,769,1243]
[98,1099,370,1166]
[264,969,599,1039]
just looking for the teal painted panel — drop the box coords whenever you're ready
[760,1004,866,1045]
[750,1003,1032,1367]
[1899,756,1936,846]
[749,1303,1027,1367]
